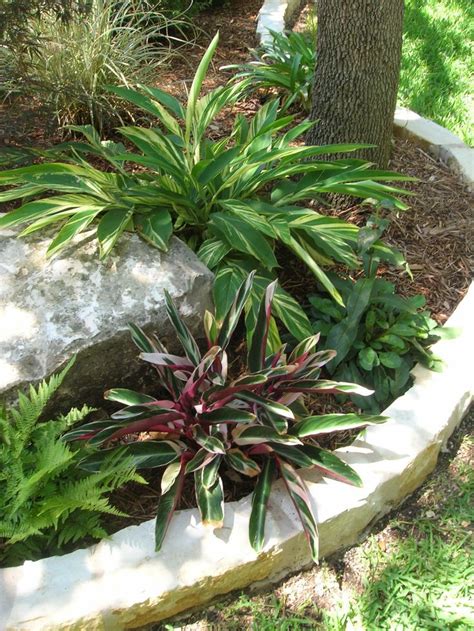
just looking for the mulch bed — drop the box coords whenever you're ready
[1,0,472,542]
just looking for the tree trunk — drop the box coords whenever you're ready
[307,0,404,167]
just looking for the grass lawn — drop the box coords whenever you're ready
[156,408,473,630]
[400,0,474,145]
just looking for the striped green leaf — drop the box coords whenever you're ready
[135,210,173,252]
[299,445,362,487]
[164,290,201,366]
[97,209,133,259]
[79,440,181,472]
[194,470,224,527]
[249,458,276,552]
[232,424,301,446]
[290,413,387,437]
[278,459,319,561]
[226,449,261,478]
[155,462,185,551]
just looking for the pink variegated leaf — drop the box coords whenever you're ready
[277,459,319,562]
[140,352,194,370]
[288,334,321,363]
[232,424,302,446]
[248,280,277,372]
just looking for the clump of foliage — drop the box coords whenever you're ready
[0,0,87,45]
[0,358,143,567]
[65,274,386,561]
[308,274,452,412]
[0,33,413,343]
[1,0,190,130]
[224,29,316,112]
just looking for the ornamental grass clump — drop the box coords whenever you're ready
[65,274,387,560]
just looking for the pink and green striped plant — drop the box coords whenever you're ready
[64,273,386,560]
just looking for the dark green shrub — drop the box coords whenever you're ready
[308,274,453,412]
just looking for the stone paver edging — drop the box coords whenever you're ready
[257,0,473,190]
[1,5,473,629]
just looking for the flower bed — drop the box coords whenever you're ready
[1,3,473,629]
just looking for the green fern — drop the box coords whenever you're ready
[0,359,145,567]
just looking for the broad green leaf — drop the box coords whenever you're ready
[249,458,276,552]
[325,278,375,371]
[201,455,222,489]
[379,351,403,369]
[185,448,216,474]
[358,347,379,371]
[45,209,102,258]
[0,197,81,229]
[291,413,387,437]
[212,263,248,321]
[210,213,278,271]
[161,461,182,494]
[135,210,173,251]
[217,271,255,347]
[186,33,220,143]
[237,392,294,420]
[272,286,313,341]
[193,425,226,454]
[198,238,231,270]
[96,209,133,259]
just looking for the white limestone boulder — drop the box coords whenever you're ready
[0,226,213,408]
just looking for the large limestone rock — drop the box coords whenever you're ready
[0,227,213,408]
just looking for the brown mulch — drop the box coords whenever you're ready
[332,139,474,325]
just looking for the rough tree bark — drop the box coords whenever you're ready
[307,0,404,167]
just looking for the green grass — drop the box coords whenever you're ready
[400,0,474,145]
[323,437,474,630]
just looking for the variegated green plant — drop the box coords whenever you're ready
[64,273,386,561]
[0,33,413,344]
[223,29,316,112]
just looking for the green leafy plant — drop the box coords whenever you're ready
[223,29,316,112]
[0,358,143,566]
[65,274,386,561]
[308,274,452,412]
[1,0,190,130]
[0,33,413,341]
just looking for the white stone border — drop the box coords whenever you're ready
[257,0,473,191]
[1,5,473,628]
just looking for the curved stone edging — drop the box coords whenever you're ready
[257,0,473,191]
[1,6,473,628]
